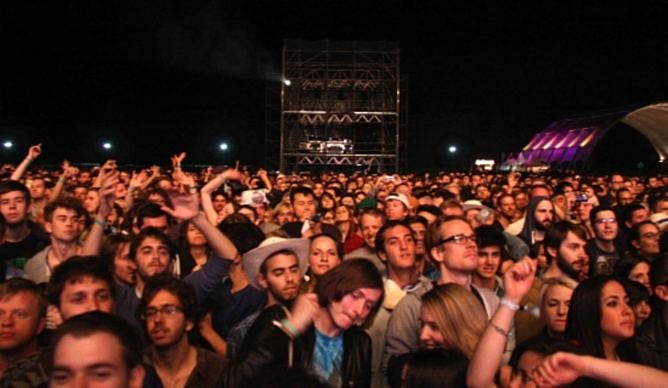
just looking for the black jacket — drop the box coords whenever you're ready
[222,305,371,387]
[634,305,668,371]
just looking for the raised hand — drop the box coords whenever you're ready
[507,171,519,188]
[100,159,117,172]
[502,257,537,304]
[220,167,244,183]
[288,293,320,333]
[97,165,119,217]
[161,188,200,221]
[171,152,186,168]
[149,165,161,177]
[172,168,195,188]
[27,144,42,160]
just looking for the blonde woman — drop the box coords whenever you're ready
[419,283,488,358]
[539,277,578,339]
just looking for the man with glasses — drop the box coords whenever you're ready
[628,220,661,261]
[586,206,622,276]
[140,274,225,387]
[384,216,499,383]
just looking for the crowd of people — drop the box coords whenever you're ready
[0,143,667,387]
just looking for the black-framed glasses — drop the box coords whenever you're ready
[594,217,617,224]
[142,304,183,320]
[438,234,477,246]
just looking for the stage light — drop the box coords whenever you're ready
[2,141,13,149]
[219,142,229,151]
[102,142,112,150]
[448,145,457,154]
[284,79,292,86]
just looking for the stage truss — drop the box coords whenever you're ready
[265,40,406,173]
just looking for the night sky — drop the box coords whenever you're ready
[2,1,667,169]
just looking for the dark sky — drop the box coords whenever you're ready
[2,1,667,168]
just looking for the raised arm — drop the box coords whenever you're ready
[49,160,76,202]
[124,170,150,212]
[82,165,119,255]
[467,257,537,388]
[160,187,240,260]
[200,168,242,225]
[537,352,668,387]
[10,144,41,181]
[257,169,273,192]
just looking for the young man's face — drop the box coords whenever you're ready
[430,219,478,273]
[378,225,417,272]
[592,210,618,241]
[628,208,649,227]
[72,187,88,203]
[257,252,301,304]
[145,289,191,349]
[46,208,82,243]
[360,214,384,249]
[328,287,382,330]
[475,245,502,280]
[292,193,316,221]
[29,179,46,200]
[409,222,427,257]
[51,332,144,388]
[633,223,660,257]
[0,190,29,225]
[212,195,227,213]
[384,200,407,221]
[0,291,45,353]
[134,237,171,280]
[499,196,517,219]
[550,231,588,280]
[59,276,114,320]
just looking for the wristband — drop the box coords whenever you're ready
[500,298,520,312]
[280,318,300,338]
[94,219,107,228]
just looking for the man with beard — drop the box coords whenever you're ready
[225,237,309,377]
[586,206,622,276]
[496,194,518,229]
[515,196,555,249]
[0,181,49,275]
[543,221,589,282]
[115,189,239,330]
[140,274,225,387]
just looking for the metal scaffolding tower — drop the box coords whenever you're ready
[267,40,405,173]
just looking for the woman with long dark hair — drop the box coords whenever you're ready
[176,221,211,276]
[566,275,636,362]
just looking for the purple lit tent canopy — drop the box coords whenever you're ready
[505,102,668,168]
